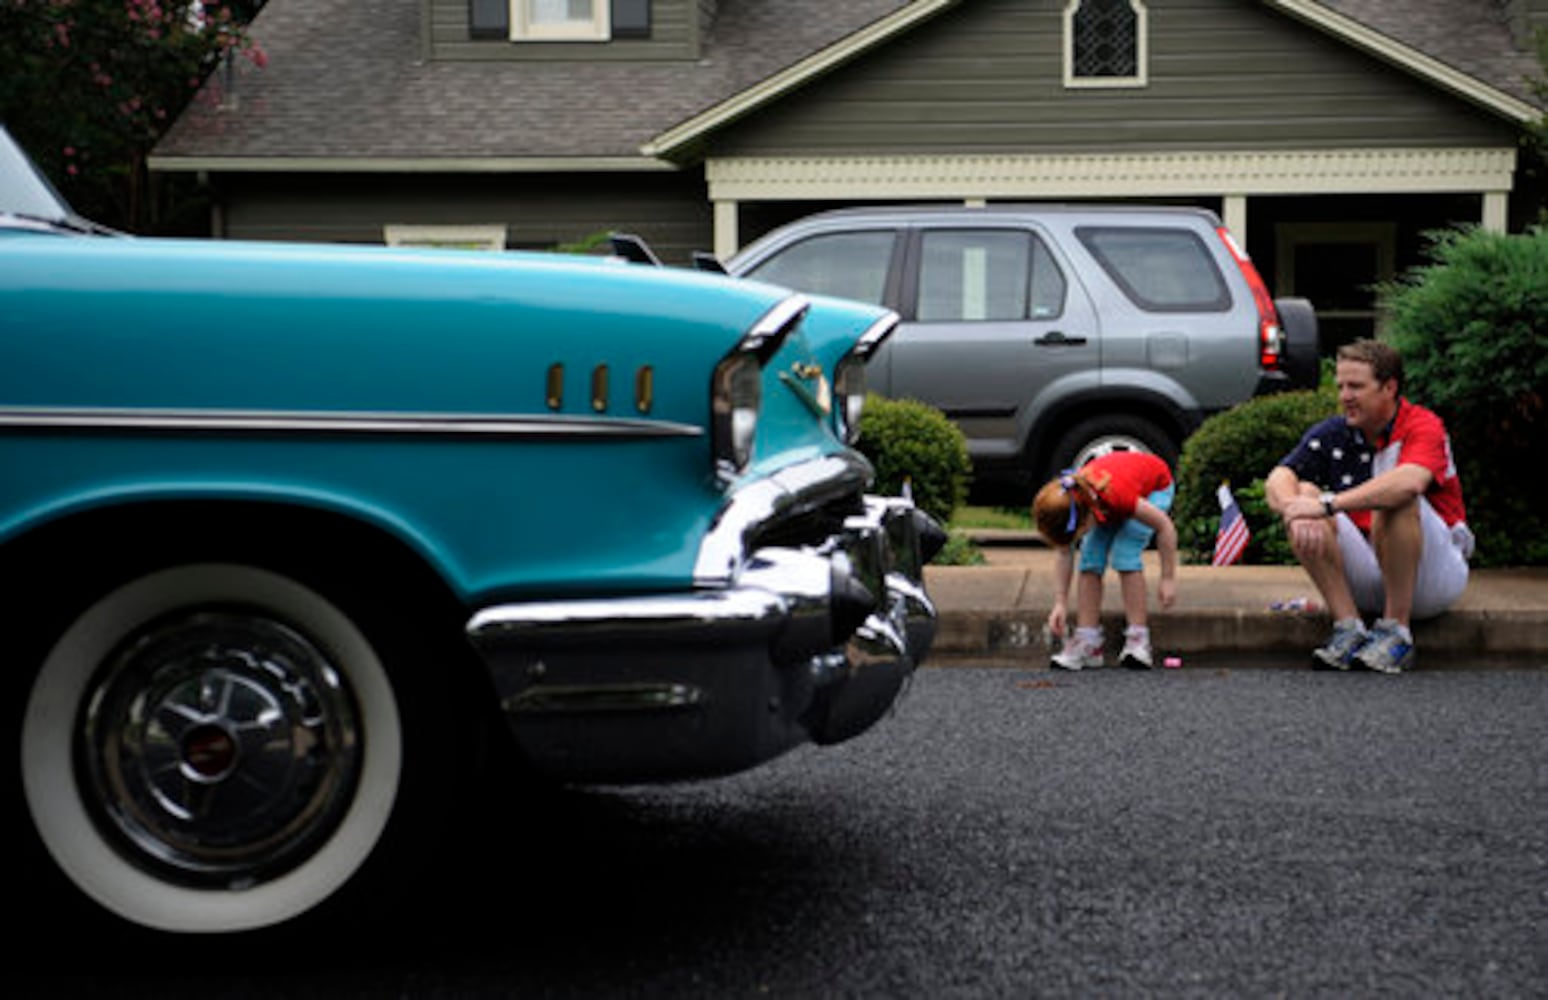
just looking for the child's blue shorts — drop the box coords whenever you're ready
[1078,484,1175,574]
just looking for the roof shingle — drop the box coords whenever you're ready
[153,0,1542,163]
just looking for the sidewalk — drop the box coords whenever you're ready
[922,533,1548,669]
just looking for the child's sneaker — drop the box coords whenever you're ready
[1119,631,1154,670]
[1311,619,1370,670]
[1051,631,1103,671]
[1354,618,1415,674]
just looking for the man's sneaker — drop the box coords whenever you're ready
[1051,633,1103,671]
[1119,634,1154,670]
[1355,619,1415,674]
[1311,621,1370,670]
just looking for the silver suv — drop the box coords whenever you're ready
[726,205,1319,495]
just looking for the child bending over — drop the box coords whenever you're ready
[1032,451,1179,670]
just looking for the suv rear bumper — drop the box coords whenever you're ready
[465,473,939,783]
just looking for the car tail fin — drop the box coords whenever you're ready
[1215,226,1285,374]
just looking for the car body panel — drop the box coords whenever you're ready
[1,234,862,599]
[5,123,939,935]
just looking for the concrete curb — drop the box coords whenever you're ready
[923,538,1548,668]
[929,607,1547,669]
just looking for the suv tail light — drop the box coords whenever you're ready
[1216,227,1285,372]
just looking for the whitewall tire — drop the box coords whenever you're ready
[21,563,402,934]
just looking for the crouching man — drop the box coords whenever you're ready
[1265,339,1472,673]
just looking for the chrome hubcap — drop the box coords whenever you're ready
[80,611,362,889]
[1073,435,1149,469]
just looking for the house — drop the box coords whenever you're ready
[150,0,1547,345]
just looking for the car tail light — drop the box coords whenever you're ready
[1216,227,1285,372]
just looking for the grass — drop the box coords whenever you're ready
[928,505,1037,566]
[948,505,1034,531]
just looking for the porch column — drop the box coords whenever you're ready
[1483,190,1508,233]
[1222,194,1247,243]
[714,200,740,260]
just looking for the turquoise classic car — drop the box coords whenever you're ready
[1,128,939,935]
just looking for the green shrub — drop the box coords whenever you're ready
[856,394,971,525]
[1380,226,1548,566]
[1174,385,1337,564]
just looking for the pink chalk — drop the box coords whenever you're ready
[1162,656,1183,669]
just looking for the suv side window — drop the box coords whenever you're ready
[744,230,895,306]
[917,229,1066,322]
[1076,226,1230,312]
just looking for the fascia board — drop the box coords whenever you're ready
[147,156,678,174]
[640,0,961,158]
[1265,0,1542,123]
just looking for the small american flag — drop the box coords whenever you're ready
[1212,483,1250,567]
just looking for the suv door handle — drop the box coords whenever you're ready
[1035,331,1087,347]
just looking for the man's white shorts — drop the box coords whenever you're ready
[1334,498,1472,620]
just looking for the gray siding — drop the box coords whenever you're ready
[711,0,1518,156]
[218,170,714,264]
[428,0,698,61]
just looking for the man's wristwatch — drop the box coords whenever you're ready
[1320,491,1337,518]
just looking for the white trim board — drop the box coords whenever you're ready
[706,148,1518,200]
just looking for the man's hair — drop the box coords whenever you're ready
[1337,338,1404,391]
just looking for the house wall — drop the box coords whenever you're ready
[710,0,1518,156]
[214,169,713,262]
[427,0,699,61]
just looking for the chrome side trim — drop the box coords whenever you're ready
[0,407,702,441]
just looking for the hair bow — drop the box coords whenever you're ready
[1059,469,1080,534]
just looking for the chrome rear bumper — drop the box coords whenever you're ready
[466,474,939,783]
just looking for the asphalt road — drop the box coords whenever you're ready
[22,665,1548,998]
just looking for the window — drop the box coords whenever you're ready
[1064,0,1147,88]
[471,1,649,42]
[917,231,1066,323]
[1077,227,1229,312]
[518,0,608,40]
[384,224,508,251]
[744,231,896,306]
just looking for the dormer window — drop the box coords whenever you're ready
[518,0,608,40]
[470,1,650,42]
[1064,0,1147,88]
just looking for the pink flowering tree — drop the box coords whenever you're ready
[0,0,266,232]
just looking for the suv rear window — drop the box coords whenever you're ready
[744,230,895,306]
[1076,226,1230,312]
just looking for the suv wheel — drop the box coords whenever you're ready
[1046,415,1179,480]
